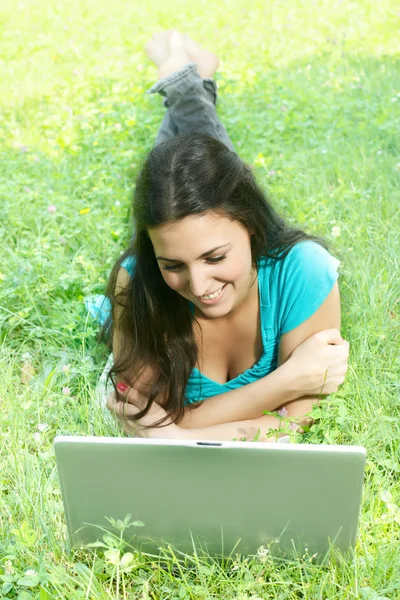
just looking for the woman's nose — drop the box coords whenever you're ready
[188,267,209,297]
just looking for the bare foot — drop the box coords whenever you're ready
[145,31,174,68]
[181,33,220,79]
[156,31,193,80]
[145,30,219,80]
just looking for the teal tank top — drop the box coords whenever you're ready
[85,241,340,405]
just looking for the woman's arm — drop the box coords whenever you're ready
[108,391,314,441]
[273,280,343,420]
[180,282,348,428]
[179,360,298,427]
[107,391,281,441]
[118,321,347,431]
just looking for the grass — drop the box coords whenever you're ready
[0,0,399,597]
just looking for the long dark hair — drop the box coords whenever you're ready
[104,133,331,426]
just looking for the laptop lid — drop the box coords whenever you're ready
[54,436,366,559]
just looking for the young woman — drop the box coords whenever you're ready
[102,31,349,441]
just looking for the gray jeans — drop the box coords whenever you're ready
[146,61,235,152]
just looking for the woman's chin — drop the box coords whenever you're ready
[197,299,235,319]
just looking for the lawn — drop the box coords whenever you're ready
[0,0,399,597]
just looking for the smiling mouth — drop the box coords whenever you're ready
[199,285,225,301]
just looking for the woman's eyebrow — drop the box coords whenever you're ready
[156,243,231,262]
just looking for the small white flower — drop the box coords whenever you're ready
[115,200,121,207]
[61,364,70,374]
[62,386,71,395]
[33,432,41,442]
[257,546,269,563]
[5,560,14,574]
[331,226,341,237]
[37,423,48,432]
[377,149,383,155]
[22,352,32,361]
[321,149,327,154]
[277,407,288,417]
[25,569,37,576]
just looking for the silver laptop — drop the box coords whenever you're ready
[54,436,365,559]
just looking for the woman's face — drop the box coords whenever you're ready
[148,212,256,319]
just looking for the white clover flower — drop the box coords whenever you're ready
[37,423,48,432]
[62,387,71,395]
[61,364,70,374]
[5,560,14,575]
[257,546,269,563]
[33,432,41,442]
[22,352,32,361]
[25,569,37,576]
[331,226,341,237]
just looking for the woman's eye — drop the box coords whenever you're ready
[162,264,183,272]
[206,255,226,264]
[162,255,226,271]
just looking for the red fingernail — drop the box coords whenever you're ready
[117,383,128,392]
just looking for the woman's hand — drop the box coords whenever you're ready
[287,329,349,396]
[107,391,143,436]
[106,385,182,439]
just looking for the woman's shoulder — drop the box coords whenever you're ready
[285,239,338,260]
[281,240,340,279]
[258,240,340,274]
[258,240,340,335]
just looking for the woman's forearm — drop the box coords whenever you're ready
[177,396,319,442]
[179,360,298,429]
[118,396,318,441]
[178,414,282,442]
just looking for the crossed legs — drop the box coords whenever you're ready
[144,31,235,151]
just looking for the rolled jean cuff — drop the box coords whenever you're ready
[146,61,218,106]
[146,62,198,94]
